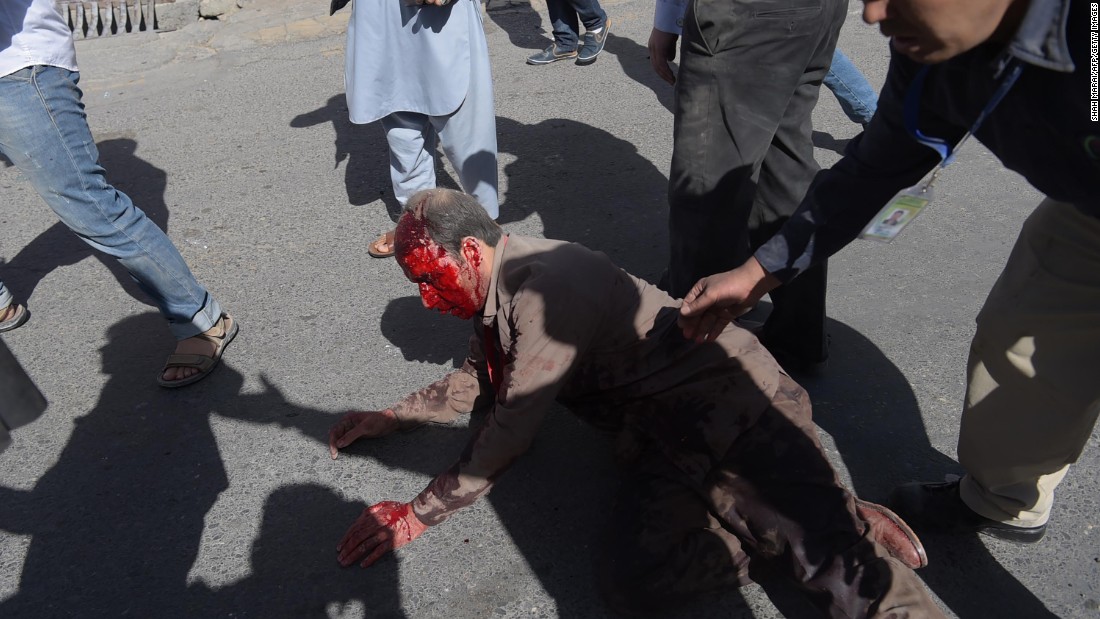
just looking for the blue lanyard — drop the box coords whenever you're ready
[904,60,1024,167]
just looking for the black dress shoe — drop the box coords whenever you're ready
[888,479,1047,544]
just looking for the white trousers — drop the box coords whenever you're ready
[379,37,498,219]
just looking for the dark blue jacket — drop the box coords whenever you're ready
[757,0,1099,281]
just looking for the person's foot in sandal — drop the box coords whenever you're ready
[159,313,239,388]
[0,302,29,332]
[368,230,396,258]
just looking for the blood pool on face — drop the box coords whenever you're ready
[395,211,485,320]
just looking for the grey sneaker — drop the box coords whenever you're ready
[577,17,611,65]
[527,43,578,65]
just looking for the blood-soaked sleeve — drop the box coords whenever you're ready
[389,332,495,430]
[411,271,601,525]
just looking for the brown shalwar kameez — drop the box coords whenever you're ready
[389,235,941,618]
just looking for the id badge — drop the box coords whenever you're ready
[860,183,934,243]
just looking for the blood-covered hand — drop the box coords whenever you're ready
[328,409,400,459]
[337,501,428,568]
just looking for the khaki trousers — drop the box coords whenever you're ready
[959,199,1100,527]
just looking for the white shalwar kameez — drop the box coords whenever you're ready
[345,0,499,217]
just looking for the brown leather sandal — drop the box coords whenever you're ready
[158,313,239,388]
[368,230,396,259]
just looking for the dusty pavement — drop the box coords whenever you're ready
[1,1,1098,617]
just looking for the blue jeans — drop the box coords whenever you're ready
[545,0,606,51]
[0,65,221,339]
[0,282,11,313]
[823,49,878,127]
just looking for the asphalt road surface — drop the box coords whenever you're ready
[1,1,1097,617]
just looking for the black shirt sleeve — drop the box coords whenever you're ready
[755,50,964,282]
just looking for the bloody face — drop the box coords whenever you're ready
[395,212,487,320]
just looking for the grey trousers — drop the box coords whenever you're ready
[666,0,847,361]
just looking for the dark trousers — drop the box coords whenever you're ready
[598,378,942,618]
[666,0,845,362]
[545,0,606,50]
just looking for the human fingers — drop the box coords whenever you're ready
[680,277,716,317]
[682,269,754,318]
[338,522,384,566]
[647,30,676,85]
[328,415,360,459]
[341,529,390,567]
[651,56,674,85]
[359,532,396,568]
[328,424,346,459]
[690,310,720,343]
[678,312,703,341]
[338,500,407,554]
[660,61,676,85]
[337,509,379,554]
[702,309,734,342]
[336,423,369,450]
[661,35,677,85]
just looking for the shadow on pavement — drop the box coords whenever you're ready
[228,369,630,616]
[190,483,376,618]
[811,129,851,156]
[366,266,885,618]
[381,295,470,369]
[1,138,169,308]
[483,0,677,127]
[0,313,397,618]
[348,292,767,618]
[290,95,402,217]
[289,99,671,282]
[2,313,1049,615]
[604,32,676,114]
[484,0,549,51]
[798,316,1058,619]
[496,116,669,281]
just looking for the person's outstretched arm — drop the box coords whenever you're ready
[328,333,494,458]
[680,51,961,340]
[335,267,600,568]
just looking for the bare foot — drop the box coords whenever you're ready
[0,304,18,322]
[368,230,396,258]
[161,317,229,382]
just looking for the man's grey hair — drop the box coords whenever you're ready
[400,188,502,257]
